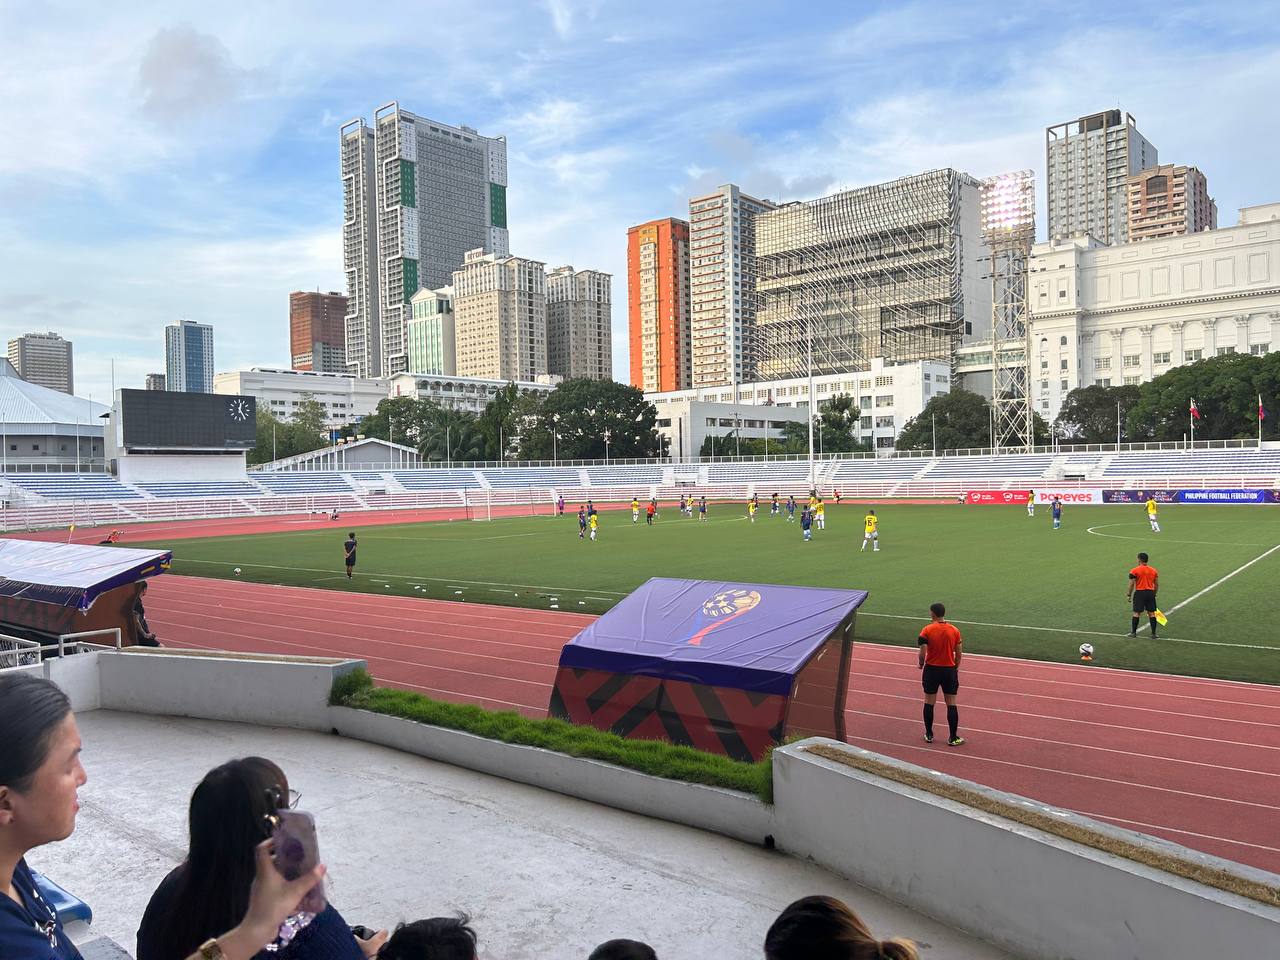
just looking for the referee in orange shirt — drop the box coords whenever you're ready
[918,602,965,746]
[1127,552,1160,638]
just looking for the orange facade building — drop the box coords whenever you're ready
[627,218,690,393]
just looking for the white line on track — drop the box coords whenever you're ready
[1167,542,1280,614]
[1087,814,1280,855]
[857,611,1278,651]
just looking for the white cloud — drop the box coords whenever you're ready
[506,98,590,146]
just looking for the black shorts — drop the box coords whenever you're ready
[1132,589,1157,613]
[922,665,959,696]
[345,558,356,568]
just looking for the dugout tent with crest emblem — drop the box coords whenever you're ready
[548,577,868,761]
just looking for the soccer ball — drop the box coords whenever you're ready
[233,567,242,575]
[1079,643,1094,660]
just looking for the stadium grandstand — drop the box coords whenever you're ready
[2,442,1276,531]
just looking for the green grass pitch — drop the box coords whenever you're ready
[137,502,1280,685]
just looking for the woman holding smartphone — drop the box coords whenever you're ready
[137,758,384,960]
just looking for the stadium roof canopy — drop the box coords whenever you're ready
[0,359,108,436]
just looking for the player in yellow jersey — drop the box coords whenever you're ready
[1146,497,1161,533]
[589,512,599,541]
[631,498,640,523]
[748,499,757,523]
[815,498,826,531]
[861,509,879,552]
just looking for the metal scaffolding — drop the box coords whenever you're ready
[981,171,1036,452]
[753,169,979,382]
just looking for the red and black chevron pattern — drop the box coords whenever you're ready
[549,667,787,761]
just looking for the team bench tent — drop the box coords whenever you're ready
[549,578,868,761]
[0,539,172,649]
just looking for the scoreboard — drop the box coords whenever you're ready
[119,390,256,450]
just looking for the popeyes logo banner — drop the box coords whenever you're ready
[965,490,1030,504]
[1034,488,1105,505]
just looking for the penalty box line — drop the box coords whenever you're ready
[1167,543,1280,615]
[858,612,1278,652]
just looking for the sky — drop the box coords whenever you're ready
[2,0,1279,402]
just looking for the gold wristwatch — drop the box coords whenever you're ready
[197,938,226,959]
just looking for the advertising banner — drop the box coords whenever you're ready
[965,490,1029,505]
[1102,490,1180,504]
[1175,489,1272,504]
[1030,489,1105,505]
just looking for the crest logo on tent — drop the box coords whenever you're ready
[688,589,762,646]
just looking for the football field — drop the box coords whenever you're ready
[136,502,1280,685]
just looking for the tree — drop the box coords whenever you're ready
[516,379,664,461]
[1054,384,1142,443]
[1127,353,1280,442]
[288,393,328,450]
[418,407,486,464]
[477,382,521,461]
[248,405,328,466]
[816,393,863,454]
[895,389,993,451]
[344,396,439,447]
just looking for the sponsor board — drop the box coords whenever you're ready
[965,490,1030,505]
[1031,489,1105,505]
[1102,490,1179,504]
[1175,489,1274,504]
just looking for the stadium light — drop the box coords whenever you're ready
[980,170,1035,242]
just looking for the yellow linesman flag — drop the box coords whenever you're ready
[1154,609,1169,627]
[68,523,76,533]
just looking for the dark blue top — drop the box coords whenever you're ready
[0,858,83,960]
[136,865,364,960]
[1052,501,1062,515]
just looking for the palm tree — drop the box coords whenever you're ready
[418,409,485,465]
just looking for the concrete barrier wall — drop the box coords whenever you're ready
[771,740,1280,960]
[330,706,774,846]
[96,651,363,730]
[45,654,101,711]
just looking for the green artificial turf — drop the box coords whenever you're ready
[330,668,773,801]
[136,502,1280,684]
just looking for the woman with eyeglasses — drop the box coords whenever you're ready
[136,757,382,960]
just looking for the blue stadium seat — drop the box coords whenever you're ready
[30,870,92,926]
[5,475,141,501]
[136,481,263,499]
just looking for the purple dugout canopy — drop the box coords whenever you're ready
[0,539,172,611]
[558,578,869,695]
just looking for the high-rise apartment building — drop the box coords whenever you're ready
[407,286,456,375]
[627,218,691,393]
[145,373,166,391]
[546,266,612,381]
[7,332,73,394]
[340,119,380,378]
[290,290,349,373]
[754,169,991,381]
[1046,109,1158,245]
[338,103,510,380]
[452,249,546,381]
[164,319,215,393]
[1127,164,1217,242]
[688,185,776,392]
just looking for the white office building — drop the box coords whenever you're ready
[338,104,509,379]
[1025,202,1280,423]
[688,184,777,391]
[388,372,559,415]
[7,332,74,395]
[213,367,391,428]
[1046,109,1158,246]
[452,249,547,382]
[648,358,949,459]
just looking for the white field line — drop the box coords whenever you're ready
[858,611,1279,651]
[1085,523,1268,547]
[1167,543,1280,614]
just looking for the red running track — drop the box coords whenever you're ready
[145,573,1280,875]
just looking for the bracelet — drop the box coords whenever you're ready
[198,939,225,960]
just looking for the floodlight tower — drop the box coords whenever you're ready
[981,171,1036,452]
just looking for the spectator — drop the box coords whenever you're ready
[588,939,658,960]
[764,896,917,960]
[0,674,86,960]
[134,581,161,647]
[137,757,382,960]
[377,916,478,960]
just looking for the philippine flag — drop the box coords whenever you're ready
[1190,397,1202,421]
[1260,394,1268,422]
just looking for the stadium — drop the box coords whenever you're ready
[2,378,1277,959]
